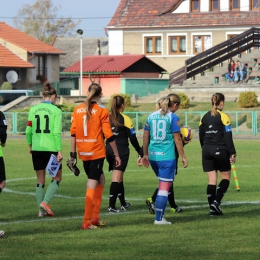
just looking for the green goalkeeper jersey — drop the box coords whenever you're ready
[25,101,62,152]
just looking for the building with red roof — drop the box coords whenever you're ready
[0,22,64,89]
[106,0,260,75]
[62,54,167,97]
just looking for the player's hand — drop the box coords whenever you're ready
[230,155,236,164]
[182,157,188,168]
[142,156,150,168]
[66,152,80,176]
[115,156,121,167]
[137,156,142,167]
[57,151,63,162]
[68,152,77,165]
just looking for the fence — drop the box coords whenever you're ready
[5,111,260,137]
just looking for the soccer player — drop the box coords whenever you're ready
[0,110,7,238]
[106,95,141,213]
[142,94,188,224]
[199,93,236,216]
[69,83,121,230]
[140,97,189,215]
[25,82,63,217]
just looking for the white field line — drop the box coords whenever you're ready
[1,200,260,226]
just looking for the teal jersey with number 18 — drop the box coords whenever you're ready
[25,102,62,152]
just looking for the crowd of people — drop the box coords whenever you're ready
[0,81,237,235]
[224,60,247,83]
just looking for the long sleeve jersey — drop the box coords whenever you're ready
[25,102,62,152]
[199,109,236,156]
[70,102,114,161]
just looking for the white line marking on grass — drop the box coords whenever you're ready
[2,200,260,226]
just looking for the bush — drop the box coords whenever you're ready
[177,92,190,109]
[238,91,258,108]
[1,82,12,90]
[107,94,131,110]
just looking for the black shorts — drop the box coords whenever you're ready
[0,156,6,182]
[83,158,104,181]
[32,151,62,171]
[106,144,129,172]
[202,145,231,172]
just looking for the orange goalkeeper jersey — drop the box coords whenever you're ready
[70,102,113,161]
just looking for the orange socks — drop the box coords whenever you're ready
[83,188,95,226]
[92,185,104,221]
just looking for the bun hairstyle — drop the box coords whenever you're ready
[85,83,102,122]
[110,95,125,129]
[211,93,225,116]
[160,93,181,116]
[42,82,56,97]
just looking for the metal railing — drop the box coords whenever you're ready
[5,111,260,137]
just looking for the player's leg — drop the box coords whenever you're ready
[0,157,5,237]
[152,160,175,224]
[92,168,105,226]
[211,150,231,215]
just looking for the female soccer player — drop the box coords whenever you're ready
[26,82,63,217]
[199,93,236,216]
[69,83,121,230]
[142,94,188,224]
[0,110,7,237]
[106,95,141,213]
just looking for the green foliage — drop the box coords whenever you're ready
[13,0,81,44]
[1,82,12,90]
[238,91,258,108]
[177,92,190,109]
[107,93,131,110]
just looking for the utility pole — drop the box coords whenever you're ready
[97,39,101,55]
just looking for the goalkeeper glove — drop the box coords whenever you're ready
[66,152,80,176]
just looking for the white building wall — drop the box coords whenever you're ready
[201,0,209,12]
[108,30,124,55]
[46,55,53,82]
[240,0,249,11]
[172,0,189,13]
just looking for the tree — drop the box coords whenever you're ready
[13,0,81,44]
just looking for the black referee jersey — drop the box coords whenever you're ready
[199,109,236,155]
[107,113,141,153]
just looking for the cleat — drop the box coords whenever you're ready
[210,200,223,215]
[209,209,219,216]
[171,207,183,213]
[154,217,171,225]
[121,202,131,211]
[146,198,155,215]
[91,218,105,227]
[38,211,52,217]
[108,207,120,213]
[82,224,98,230]
[40,201,54,216]
[0,230,4,238]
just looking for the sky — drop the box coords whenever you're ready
[0,0,121,37]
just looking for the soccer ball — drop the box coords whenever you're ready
[180,126,193,142]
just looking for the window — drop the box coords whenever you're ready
[36,55,47,80]
[169,36,186,55]
[227,34,247,53]
[193,35,211,54]
[209,0,219,11]
[230,0,239,10]
[144,36,162,55]
[191,0,200,12]
[250,0,260,10]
